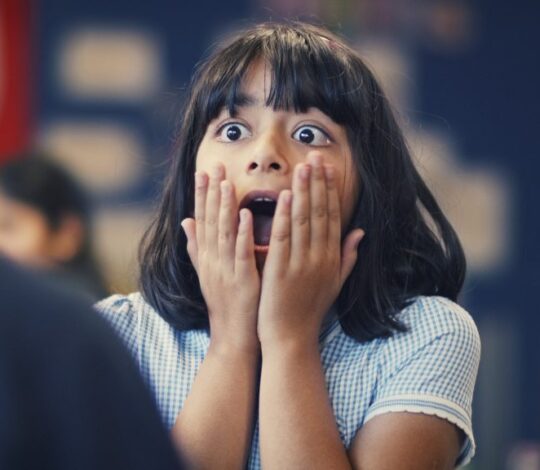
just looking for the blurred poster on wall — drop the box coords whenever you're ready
[0,0,32,161]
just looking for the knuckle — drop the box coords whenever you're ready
[218,230,232,242]
[206,216,217,226]
[209,181,221,191]
[312,205,326,218]
[328,208,340,221]
[236,250,250,261]
[272,230,290,242]
[293,214,309,226]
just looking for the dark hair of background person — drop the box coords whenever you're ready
[0,153,108,301]
[139,21,466,342]
[0,256,184,470]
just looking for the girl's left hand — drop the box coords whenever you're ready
[258,153,365,349]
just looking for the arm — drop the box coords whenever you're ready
[348,413,462,470]
[260,344,463,470]
[173,167,260,469]
[349,297,480,469]
[172,343,259,470]
[257,156,468,469]
[260,340,351,469]
[258,154,363,469]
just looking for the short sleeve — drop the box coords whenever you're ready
[94,294,140,361]
[364,297,481,467]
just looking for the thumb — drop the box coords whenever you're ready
[181,218,199,272]
[339,229,365,287]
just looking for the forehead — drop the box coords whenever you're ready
[216,62,338,129]
[215,58,341,123]
[196,29,365,132]
[239,61,272,103]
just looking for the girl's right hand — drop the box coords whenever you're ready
[181,164,261,355]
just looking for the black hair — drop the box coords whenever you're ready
[0,153,108,300]
[140,21,466,342]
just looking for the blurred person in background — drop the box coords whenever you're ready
[0,152,108,301]
[0,256,184,470]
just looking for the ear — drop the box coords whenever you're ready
[49,214,85,263]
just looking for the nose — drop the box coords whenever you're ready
[246,130,289,174]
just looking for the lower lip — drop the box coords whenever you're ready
[254,244,269,253]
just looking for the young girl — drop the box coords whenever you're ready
[96,21,480,469]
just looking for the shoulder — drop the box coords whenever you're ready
[94,292,166,352]
[94,292,209,358]
[398,295,478,335]
[95,291,148,315]
[95,292,145,328]
[378,295,481,376]
[391,295,480,352]
[365,296,481,466]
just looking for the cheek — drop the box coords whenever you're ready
[194,139,214,173]
[195,142,242,182]
[195,140,232,174]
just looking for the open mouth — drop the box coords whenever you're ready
[240,191,278,247]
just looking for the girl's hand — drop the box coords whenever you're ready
[258,153,365,349]
[181,164,261,354]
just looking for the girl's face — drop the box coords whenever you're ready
[196,61,360,259]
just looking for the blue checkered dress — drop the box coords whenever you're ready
[95,294,480,468]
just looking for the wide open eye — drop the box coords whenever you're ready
[217,122,251,142]
[292,125,332,146]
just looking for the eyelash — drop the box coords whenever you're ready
[214,121,333,146]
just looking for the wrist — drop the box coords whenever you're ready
[258,309,322,353]
[260,334,320,359]
[208,335,261,360]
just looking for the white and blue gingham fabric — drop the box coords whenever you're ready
[95,294,480,468]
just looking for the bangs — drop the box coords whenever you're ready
[197,24,359,126]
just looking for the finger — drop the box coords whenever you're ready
[339,229,365,287]
[218,180,237,265]
[291,163,310,259]
[194,171,208,253]
[324,164,342,250]
[309,153,328,250]
[205,164,224,255]
[235,208,256,276]
[267,189,292,268]
[181,218,199,272]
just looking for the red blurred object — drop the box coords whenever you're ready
[0,0,33,162]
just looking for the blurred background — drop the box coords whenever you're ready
[0,0,538,468]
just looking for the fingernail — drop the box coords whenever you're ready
[310,153,323,166]
[221,180,231,196]
[212,165,222,178]
[355,230,365,248]
[240,208,250,224]
[301,164,311,180]
[195,172,205,187]
[324,165,335,181]
[281,190,292,205]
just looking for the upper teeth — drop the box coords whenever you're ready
[253,197,274,202]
